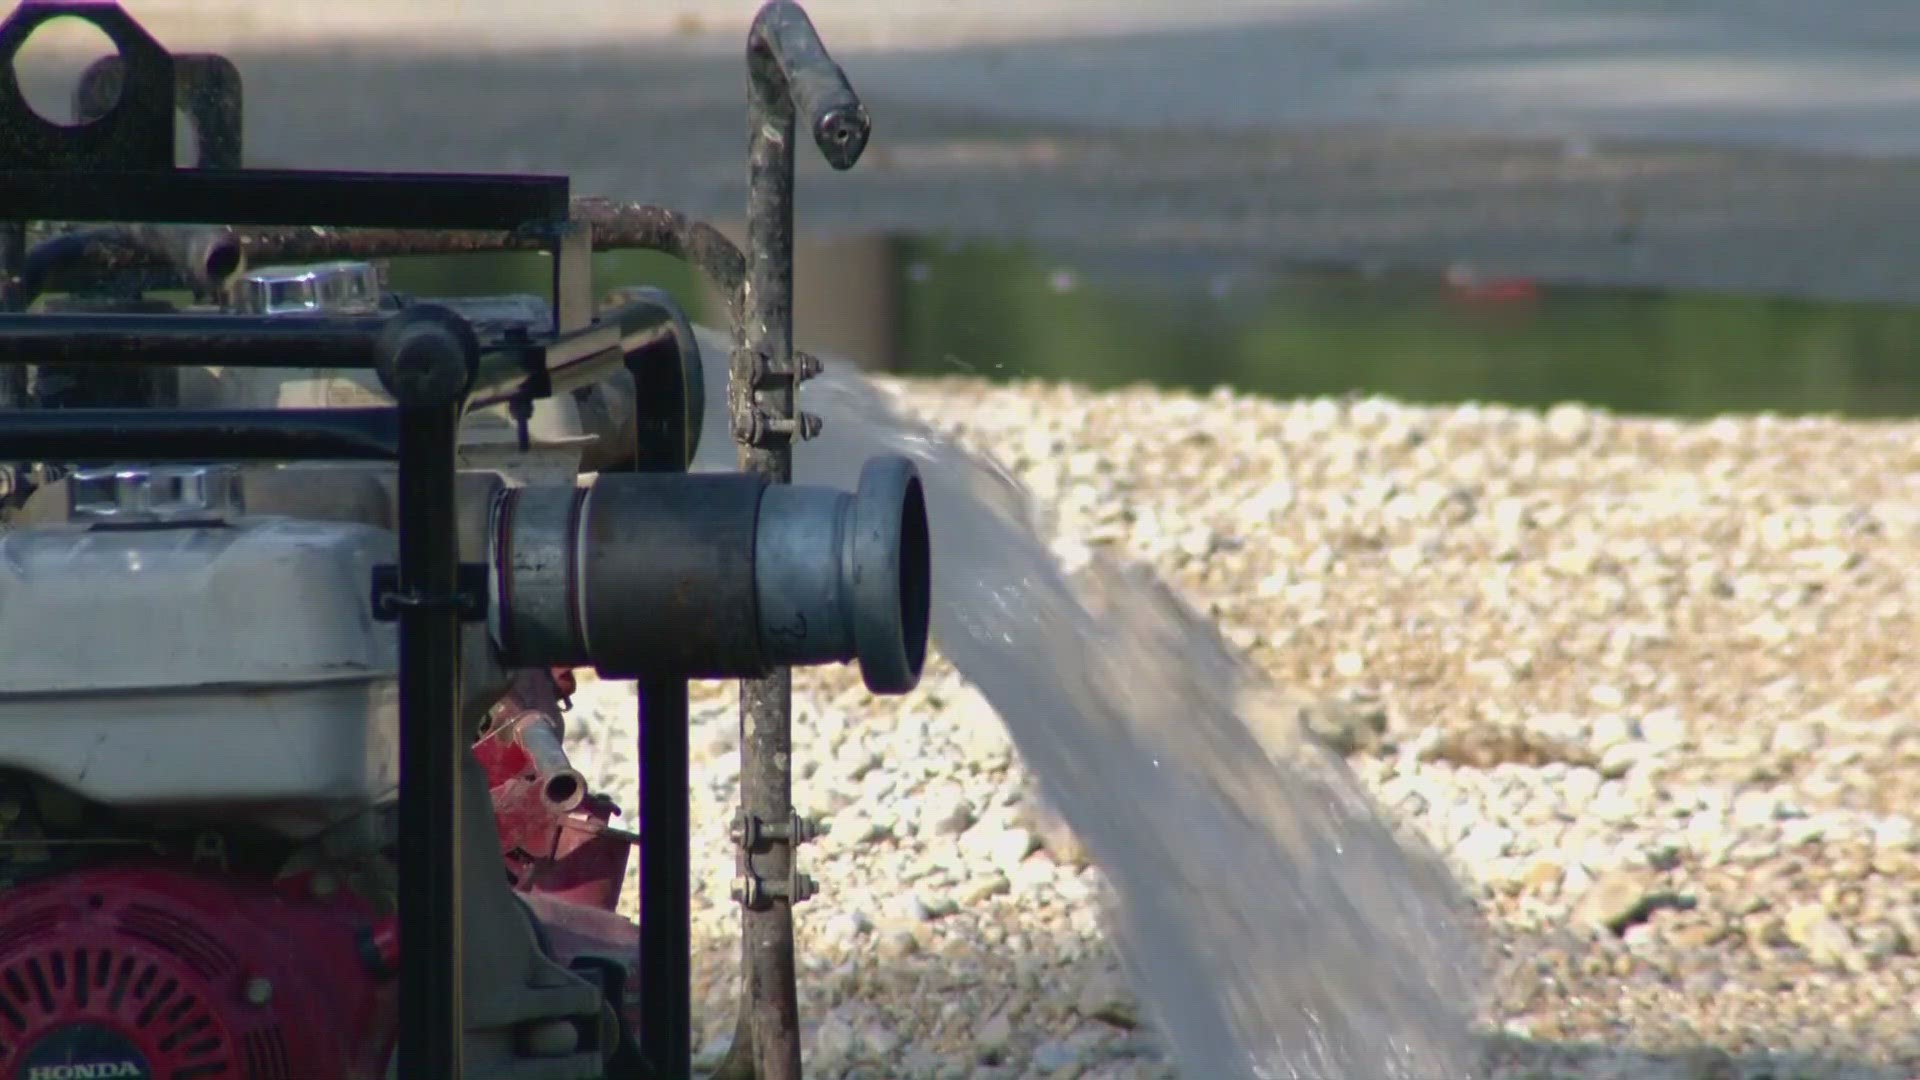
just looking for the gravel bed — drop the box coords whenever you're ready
[561,378,1920,1080]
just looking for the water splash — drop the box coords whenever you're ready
[692,330,1487,1079]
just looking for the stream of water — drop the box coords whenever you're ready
[689,327,1488,1079]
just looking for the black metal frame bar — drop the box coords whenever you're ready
[0,406,401,461]
[0,167,571,230]
[0,301,667,407]
[390,399,470,1079]
[607,297,698,1079]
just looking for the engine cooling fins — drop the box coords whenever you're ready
[0,938,241,1078]
[0,868,388,1080]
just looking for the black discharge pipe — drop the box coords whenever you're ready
[489,455,929,690]
[727,6,872,1078]
[381,318,480,1080]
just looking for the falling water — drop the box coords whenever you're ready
[690,329,1488,1080]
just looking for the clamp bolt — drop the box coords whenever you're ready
[729,870,820,908]
[730,875,761,908]
[791,872,819,904]
[731,812,827,850]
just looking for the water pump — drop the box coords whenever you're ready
[0,3,905,1078]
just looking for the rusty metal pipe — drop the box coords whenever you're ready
[125,224,245,287]
[25,200,747,318]
[18,224,242,307]
[727,6,873,1080]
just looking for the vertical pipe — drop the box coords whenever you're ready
[725,8,872,1077]
[638,677,692,1075]
[393,401,466,1080]
[740,17,804,1080]
[627,310,697,1076]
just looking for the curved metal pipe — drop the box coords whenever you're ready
[510,715,588,815]
[125,224,245,286]
[17,224,243,307]
[749,1,872,172]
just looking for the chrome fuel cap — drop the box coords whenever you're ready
[231,260,384,316]
[69,464,244,524]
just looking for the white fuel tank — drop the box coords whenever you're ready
[0,473,400,834]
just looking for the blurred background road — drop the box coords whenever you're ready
[14,0,1920,411]
[22,0,1912,306]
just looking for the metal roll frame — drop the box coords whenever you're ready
[0,2,873,1076]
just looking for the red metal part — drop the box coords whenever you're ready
[474,669,644,1050]
[519,891,644,1044]
[490,777,637,911]
[476,668,637,914]
[0,865,396,1080]
[473,730,536,789]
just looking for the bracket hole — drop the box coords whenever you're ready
[12,14,122,127]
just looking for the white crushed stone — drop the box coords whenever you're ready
[562,381,1920,1080]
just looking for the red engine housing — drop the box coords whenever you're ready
[0,671,641,1079]
[0,865,395,1080]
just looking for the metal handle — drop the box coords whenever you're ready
[729,0,873,464]
[748,1,872,171]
